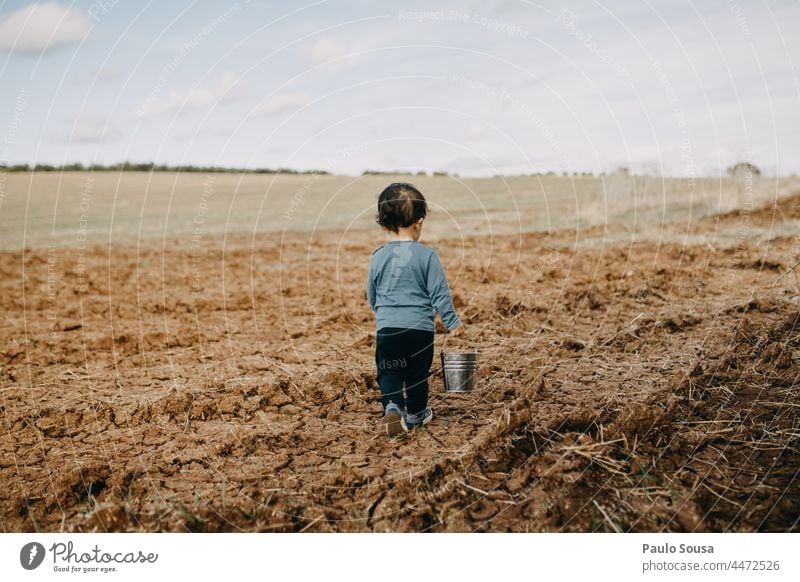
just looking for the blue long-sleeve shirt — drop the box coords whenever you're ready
[366,240,461,332]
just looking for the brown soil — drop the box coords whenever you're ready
[1,194,798,532]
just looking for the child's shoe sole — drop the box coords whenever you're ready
[385,410,407,437]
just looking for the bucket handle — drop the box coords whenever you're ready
[440,331,453,391]
[440,351,449,391]
[441,329,449,354]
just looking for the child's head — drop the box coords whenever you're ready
[376,183,428,234]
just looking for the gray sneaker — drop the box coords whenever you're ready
[384,403,407,437]
[406,407,433,430]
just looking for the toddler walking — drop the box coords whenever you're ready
[366,183,463,436]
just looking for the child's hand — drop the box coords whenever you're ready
[449,323,466,337]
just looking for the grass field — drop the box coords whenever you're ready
[2,172,797,250]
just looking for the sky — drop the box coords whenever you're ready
[0,0,798,177]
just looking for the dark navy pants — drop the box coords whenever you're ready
[375,327,434,416]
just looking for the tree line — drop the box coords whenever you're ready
[0,162,330,174]
[0,161,764,177]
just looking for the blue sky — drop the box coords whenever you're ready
[0,0,798,176]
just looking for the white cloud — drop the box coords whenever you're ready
[61,113,120,144]
[259,92,311,115]
[0,2,89,54]
[305,37,348,64]
[464,123,490,141]
[96,65,122,81]
[169,127,233,142]
[136,72,239,120]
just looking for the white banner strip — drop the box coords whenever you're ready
[1,533,796,581]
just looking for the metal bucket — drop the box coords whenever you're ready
[440,351,478,392]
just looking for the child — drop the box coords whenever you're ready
[366,183,464,436]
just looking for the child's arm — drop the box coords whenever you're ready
[366,259,377,311]
[425,251,461,331]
